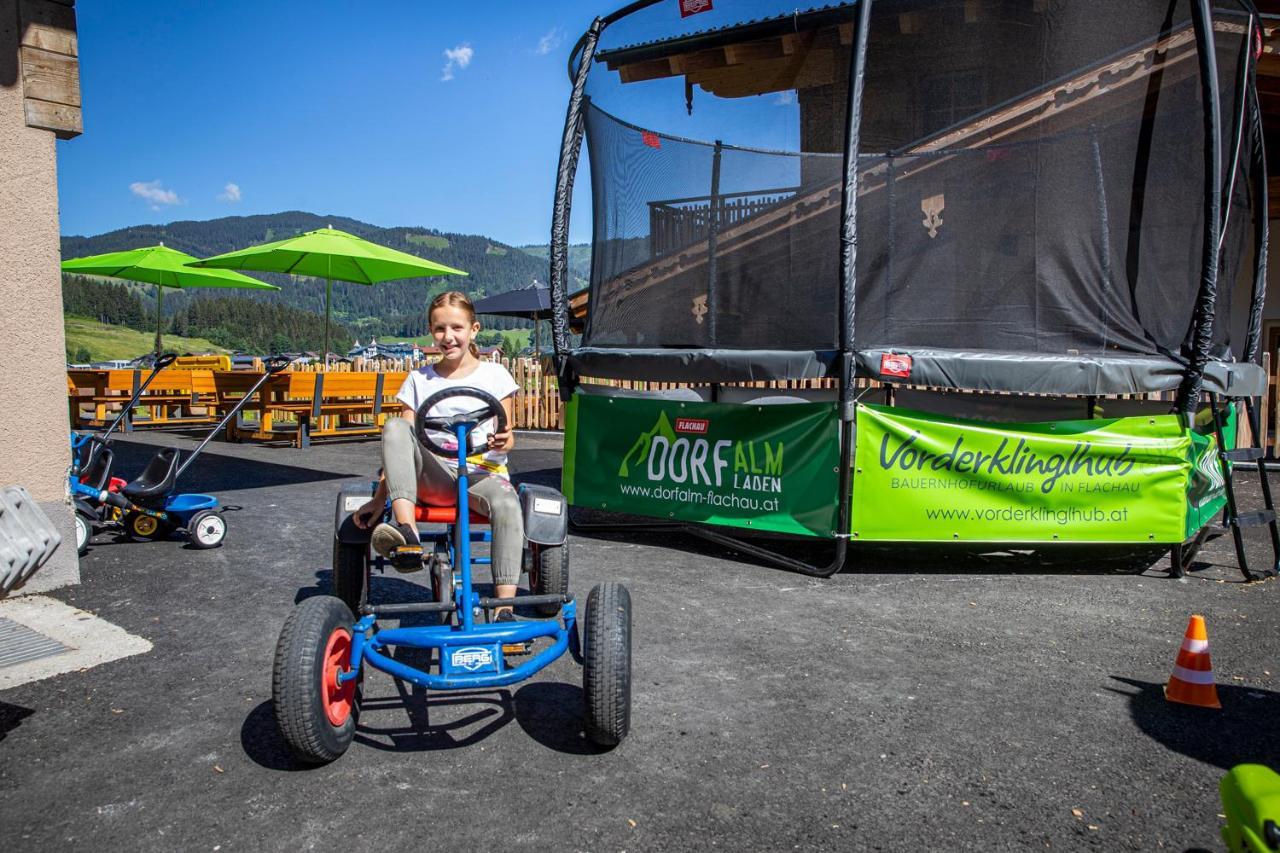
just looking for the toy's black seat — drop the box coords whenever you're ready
[122,447,180,503]
[80,445,114,492]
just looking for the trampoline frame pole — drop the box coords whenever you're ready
[1179,0,1225,419]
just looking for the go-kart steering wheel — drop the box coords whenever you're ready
[414,386,508,459]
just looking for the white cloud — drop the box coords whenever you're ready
[536,28,563,56]
[129,180,182,211]
[773,90,797,106]
[441,43,474,81]
[218,182,242,203]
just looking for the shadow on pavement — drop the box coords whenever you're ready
[1108,677,1280,770]
[513,681,611,756]
[105,439,359,494]
[0,701,34,744]
[566,505,1176,576]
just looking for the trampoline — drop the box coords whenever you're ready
[546,0,1278,579]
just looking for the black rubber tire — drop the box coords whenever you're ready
[272,596,361,765]
[187,510,227,549]
[529,543,569,617]
[75,511,91,556]
[332,539,369,613]
[582,582,632,747]
[126,512,172,542]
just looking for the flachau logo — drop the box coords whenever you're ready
[619,411,785,492]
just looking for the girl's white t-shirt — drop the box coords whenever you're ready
[396,361,519,473]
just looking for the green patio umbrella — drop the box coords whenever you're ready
[61,244,278,355]
[189,226,467,364]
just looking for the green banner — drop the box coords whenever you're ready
[851,404,1197,543]
[564,393,840,537]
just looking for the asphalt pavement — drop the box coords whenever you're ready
[1,428,1277,851]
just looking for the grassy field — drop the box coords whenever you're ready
[64,315,228,361]
[406,234,450,250]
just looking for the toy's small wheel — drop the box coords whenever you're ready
[332,539,369,613]
[582,582,632,747]
[528,543,569,617]
[187,510,227,549]
[75,511,92,556]
[127,512,171,542]
[272,596,362,765]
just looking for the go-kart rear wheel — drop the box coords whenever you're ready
[529,543,569,617]
[332,539,369,613]
[126,511,172,542]
[187,510,227,549]
[75,511,92,556]
[272,596,362,765]
[582,582,632,748]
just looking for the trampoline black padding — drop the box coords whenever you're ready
[564,347,837,383]
[852,348,1266,397]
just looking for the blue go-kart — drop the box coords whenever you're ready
[77,355,293,550]
[271,386,633,764]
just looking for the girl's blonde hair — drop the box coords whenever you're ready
[429,290,480,358]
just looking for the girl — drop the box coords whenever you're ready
[353,291,524,619]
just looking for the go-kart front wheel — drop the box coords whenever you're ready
[187,510,227,549]
[272,596,362,765]
[583,582,632,748]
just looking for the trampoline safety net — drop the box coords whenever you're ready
[576,0,1258,371]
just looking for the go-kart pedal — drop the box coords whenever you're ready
[494,610,532,656]
[372,521,425,573]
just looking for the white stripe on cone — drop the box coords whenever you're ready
[1171,665,1216,685]
[1181,638,1209,654]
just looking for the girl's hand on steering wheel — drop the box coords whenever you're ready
[353,498,382,529]
[487,427,514,453]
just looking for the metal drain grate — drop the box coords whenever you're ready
[0,617,68,668]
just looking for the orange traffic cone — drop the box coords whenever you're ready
[1165,614,1222,709]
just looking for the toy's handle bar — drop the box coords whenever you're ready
[413,386,508,460]
[98,352,180,443]
[173,355,294,482]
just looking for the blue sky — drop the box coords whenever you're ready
[57,0,809,245]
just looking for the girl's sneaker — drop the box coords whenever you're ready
[371,522,423,572]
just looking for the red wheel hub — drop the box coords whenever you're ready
[321,628,356,727]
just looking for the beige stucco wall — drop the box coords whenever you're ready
[0,1,79,591]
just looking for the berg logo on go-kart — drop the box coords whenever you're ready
[450,646,495,672]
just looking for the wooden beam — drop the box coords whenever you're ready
[24,98,82,138]
[20,46,80,106]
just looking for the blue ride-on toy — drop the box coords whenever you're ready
[272,386,633,764]
[86,355,294,549]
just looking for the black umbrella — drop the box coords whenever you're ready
[472,283,552,354]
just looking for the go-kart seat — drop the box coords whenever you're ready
[414,503,489,526]
[79,445,115,493]
[122,447,180,502]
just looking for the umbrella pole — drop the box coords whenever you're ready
[323,275,332,368]
[154,284,164,355]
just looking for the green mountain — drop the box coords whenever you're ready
[61,211,551,344]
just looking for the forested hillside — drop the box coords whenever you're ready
[61,212,550,346]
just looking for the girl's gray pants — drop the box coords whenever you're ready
[382,416,523,586]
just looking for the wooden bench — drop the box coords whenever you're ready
[67,369,217,431]
[263,372,402,448]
